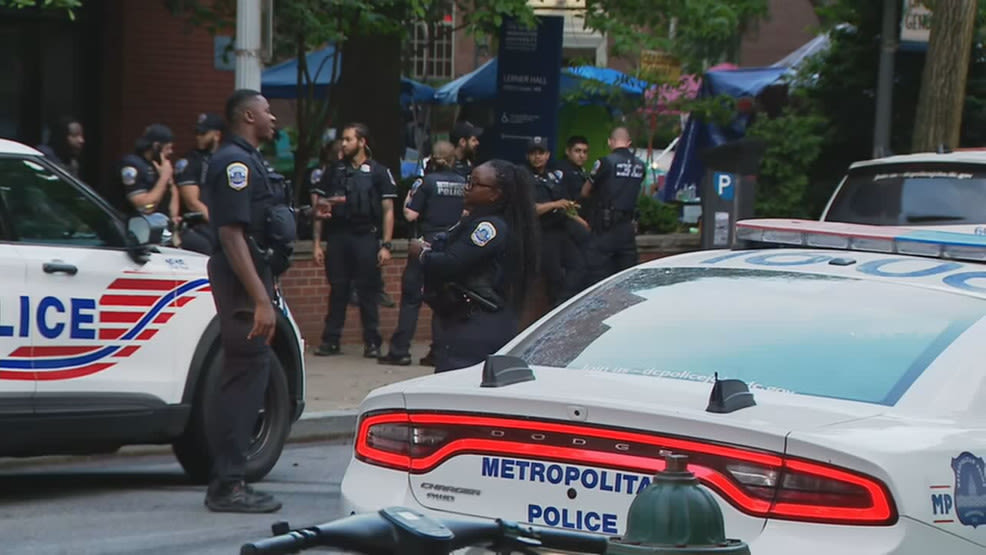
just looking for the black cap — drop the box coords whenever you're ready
[526,136,549,153]
[451,121,483,144]
[195,113,225,134]
[142,123,174,144]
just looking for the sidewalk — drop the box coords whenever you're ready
[302,343,434,413]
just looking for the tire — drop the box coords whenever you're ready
[172,349,292,484]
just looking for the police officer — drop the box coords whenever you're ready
[37,115,85,178]
[408,159,539,373]
[527,137,586,307]
[450,121,483,178]
[555,136,591,204]
[174,113,224,254]
[118,124,179,222]
[313,123,397,358]
[201,89,292,514]
[379,141,465,366]
[581,127,646,284]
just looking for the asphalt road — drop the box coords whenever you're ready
[0,441,353,555]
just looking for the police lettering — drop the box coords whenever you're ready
[435,181,465,197]
[0,296,97,339]
[528,504,618,534]
[700,251,986,296]
[481,456,651,496]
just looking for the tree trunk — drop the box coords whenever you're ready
[911,0,977,152]
[336,32,403,176]
[293,32,311,203]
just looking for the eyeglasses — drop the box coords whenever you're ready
[466,176,498,190]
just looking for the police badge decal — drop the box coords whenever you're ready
[226,162,249,191]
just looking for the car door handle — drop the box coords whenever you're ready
[43,262,78,276]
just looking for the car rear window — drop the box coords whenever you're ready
[825,162,986,226]
[508,267,986,405]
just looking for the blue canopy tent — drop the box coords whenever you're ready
[260,45,436,105]
[660,66,788,202]
[433,57,649,104]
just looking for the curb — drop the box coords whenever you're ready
[288,409,358,443]
[0,409,359,471]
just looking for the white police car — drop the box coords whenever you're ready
[0,139,306,482]
[822,150,986,234]
[341,218,986,553]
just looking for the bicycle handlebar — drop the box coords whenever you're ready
[240,506,610,555]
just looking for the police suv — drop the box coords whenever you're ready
[0,139,306,482]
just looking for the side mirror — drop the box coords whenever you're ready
[127,213,167,246]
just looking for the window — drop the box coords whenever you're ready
[826,162,986,226]
[0,156,125,247]
[508,267,986,406]
[407,10,454,80]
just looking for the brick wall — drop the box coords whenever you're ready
[739,0,820,67]
[98,1,234,192]
[280,235,700,346]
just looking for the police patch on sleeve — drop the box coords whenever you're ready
[551,170,563,182]
[175,158,189,175]
[310,168,324,185]
[226,162,249,190]
[471,221,497,247]
[410,178,423,192]
[121,166,138,186]
[590,159,601,177]
[386,168,396,186]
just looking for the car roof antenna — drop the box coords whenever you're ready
[481,355,536,388]
[706,372,757,414]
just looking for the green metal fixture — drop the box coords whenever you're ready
[607,453,751,554]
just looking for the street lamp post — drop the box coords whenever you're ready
[235,0,263,90]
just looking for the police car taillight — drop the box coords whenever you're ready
[355,411,897,526]
[736,218,986,262]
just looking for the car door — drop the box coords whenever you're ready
[0,155,178,413]
[0,196,32,417]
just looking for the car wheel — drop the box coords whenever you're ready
[172,349,292,484]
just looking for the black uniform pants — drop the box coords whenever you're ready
[433,307,518,373]
[206,252,273,484]
[388,232,438,357]
[586,220,638,285]
[321,230,382,347]
[541,228,587,308]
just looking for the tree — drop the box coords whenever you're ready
[911,0,979,152]
[169,0,535,202]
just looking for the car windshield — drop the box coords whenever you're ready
[825,162,986,226]
[508,267,986,406]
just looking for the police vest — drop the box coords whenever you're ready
[600,149,645,213]
[419,170,466,234]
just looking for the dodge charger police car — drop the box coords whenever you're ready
[341,218,986,554]
[0,139,306,482]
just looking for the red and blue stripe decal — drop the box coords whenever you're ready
[0,277,211,380]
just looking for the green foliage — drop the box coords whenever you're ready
[636,195,681,234]
[0,0,81,18]
[582,0,768,76]
[747,107,827,218]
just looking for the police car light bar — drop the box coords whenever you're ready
[735,219,986,263]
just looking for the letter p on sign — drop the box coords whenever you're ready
[714,172,735,201]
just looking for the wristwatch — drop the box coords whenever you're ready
[381,241,393,251]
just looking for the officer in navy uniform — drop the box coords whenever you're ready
[312,123,397,358]
[379,141,465,366]
[450,121,482,178]
[118,124,179,221]
[200,89,293,514]
[409,159,539,373]
[527,137,587,308]
[174,113,224,254]
[581,127,645,284]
